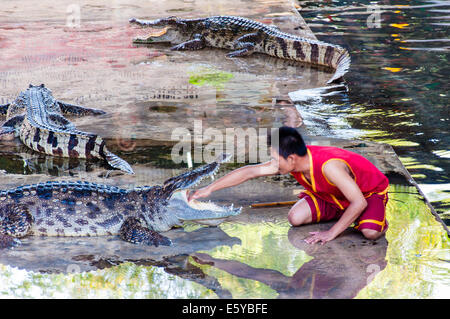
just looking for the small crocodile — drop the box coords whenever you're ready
[0,153,241,248]
[0,84,134,174]
[129,15,351,84]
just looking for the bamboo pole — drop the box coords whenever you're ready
[251,200,297,208]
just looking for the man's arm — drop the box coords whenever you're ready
[188,160,280,201]
[305,160,367,244]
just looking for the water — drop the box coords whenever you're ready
[295,0,450,219]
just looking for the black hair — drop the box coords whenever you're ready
[268,126,307,159]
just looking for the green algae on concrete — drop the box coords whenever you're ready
[188,66,234,90]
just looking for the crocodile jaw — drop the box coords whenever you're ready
[132,26,189,45]
[162,153,232,194]
[133,27,172,44]
[167,189,242,226]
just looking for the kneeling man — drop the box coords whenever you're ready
[188,127,389,244]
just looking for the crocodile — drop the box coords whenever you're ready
[0,84,134,174]
[129,15,351,84]
[0,153,241,248]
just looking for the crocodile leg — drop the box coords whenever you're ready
[232,32,262,48]
[0,204,33,249]
[47,113,77,131]
[170,34,206,51]
[0,114,24,137]
[57,101,106,116]
[226,32,262,58]
[0,103,9,116]
[119,217,172,246]
[226,44,256,58]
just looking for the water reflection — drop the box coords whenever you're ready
[192,225,387,299]
[0,217,241,274]
[0,262,217,299]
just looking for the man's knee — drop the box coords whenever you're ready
[361,228,383,240]
[288,200,312,226]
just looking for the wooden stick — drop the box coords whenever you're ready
[251,200,297,208]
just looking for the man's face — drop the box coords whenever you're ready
[270,147,295,174]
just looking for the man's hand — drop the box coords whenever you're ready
[187,160,280,202]
[304,230,337,245]
[187,187,212,202]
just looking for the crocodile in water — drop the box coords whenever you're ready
[129,15,351,84]
[0,153,241,248]
[0,84,134,174]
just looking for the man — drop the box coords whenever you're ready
[188,127,389,244]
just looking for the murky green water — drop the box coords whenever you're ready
[296,0,449,219]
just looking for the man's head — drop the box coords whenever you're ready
[268,127,307,174]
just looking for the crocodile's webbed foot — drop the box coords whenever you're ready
[226,32,260,58]
[170,35,206,51]
[119,217,172,247]
[226,46,255,58]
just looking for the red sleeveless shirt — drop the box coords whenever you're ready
[291,145,389,210]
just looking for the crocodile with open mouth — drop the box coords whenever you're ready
[129,15,351,84]
[0,153,241,249]
[0,84,134,174]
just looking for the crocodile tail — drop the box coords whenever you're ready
[327,49,351,84]
[103,149,134,175]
